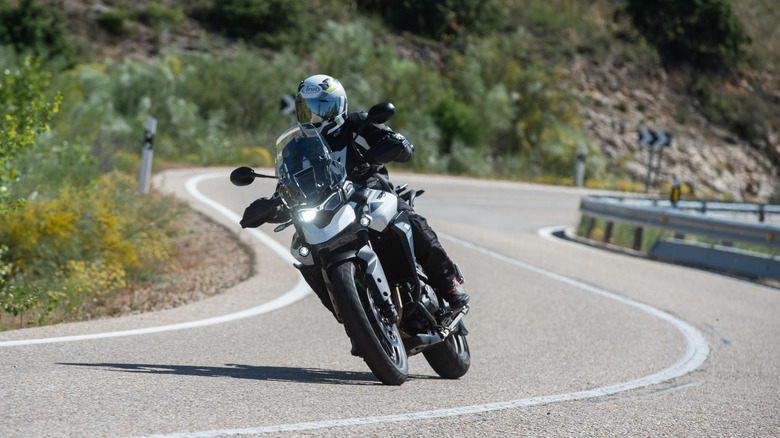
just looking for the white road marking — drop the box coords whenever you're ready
[0,173,310,348]
[135,227,710,437]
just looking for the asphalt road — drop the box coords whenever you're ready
[1,168,778,437]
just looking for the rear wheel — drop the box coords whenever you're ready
[423,330,470,379]
[330,261,408,385]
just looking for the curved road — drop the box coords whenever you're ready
[1,168,778,437]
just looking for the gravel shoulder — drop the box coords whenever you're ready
[108,208,255,316]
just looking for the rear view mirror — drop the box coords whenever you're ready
[230,167,257,186]
[367,102,395,125]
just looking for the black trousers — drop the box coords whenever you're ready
[399,202,457,290]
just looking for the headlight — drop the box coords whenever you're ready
[296,191,343,223]
[299,209,318,222]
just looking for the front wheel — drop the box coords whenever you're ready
[423,331,470,379]
[330,261,408,385]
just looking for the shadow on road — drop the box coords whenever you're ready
[58,362,436,385]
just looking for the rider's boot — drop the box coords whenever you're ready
[440,278,470,310]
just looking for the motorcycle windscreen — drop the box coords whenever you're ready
[275,123,345,207]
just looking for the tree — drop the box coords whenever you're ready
[357,0,503,40]
[622,0,751,71]
[0,0,73,62]
[0,56,61,326]
[0,56,61,214]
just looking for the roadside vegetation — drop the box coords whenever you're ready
[0,0,775,328]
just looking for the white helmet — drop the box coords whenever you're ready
[295,74,348,136]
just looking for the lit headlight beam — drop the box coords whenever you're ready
[295,191,343,222]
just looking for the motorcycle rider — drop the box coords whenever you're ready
[242,74,470,312]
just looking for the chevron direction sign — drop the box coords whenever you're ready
[638,128,672,147]
[638,128,673,191]
[279,94,296,115]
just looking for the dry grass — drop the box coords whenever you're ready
[733,0,780,70]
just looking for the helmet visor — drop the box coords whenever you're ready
[295,97,343,126]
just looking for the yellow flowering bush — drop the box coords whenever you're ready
[53,260,127,316]
[0,170,185,328]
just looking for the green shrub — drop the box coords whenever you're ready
[47,51,301,167]
[356,0,503,40]
[689,72,772,144]
[96,8,131,36]
[0,54,62,213]
[0,276,60,328]
[429,88,482,153]
[0,0,73,61]
[0,169,187,327]
[146,2,184,33]
[621,0,751,71]
[191,0,314,49]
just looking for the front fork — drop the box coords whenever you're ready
[296,238,398,324]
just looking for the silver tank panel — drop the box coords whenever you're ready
[362,188,397,232]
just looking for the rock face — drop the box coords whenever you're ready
[567,57,779,202]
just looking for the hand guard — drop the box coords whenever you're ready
[240,196,290,228]
[364,132,414,164]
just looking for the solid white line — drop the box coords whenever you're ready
[135,227,710,437]
[0,173,310,348]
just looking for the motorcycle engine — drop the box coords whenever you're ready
[419,282,441,313]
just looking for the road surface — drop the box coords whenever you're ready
[1,168,777,437]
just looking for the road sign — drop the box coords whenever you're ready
[279,94,296,115]
[638,128,673,192]
[638,128,672,147]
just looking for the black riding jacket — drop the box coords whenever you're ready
[324,111,414,185]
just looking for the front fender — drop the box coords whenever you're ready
[325,245,394,317]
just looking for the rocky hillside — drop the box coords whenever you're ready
[569,58,779,201]
[54,0,780,202]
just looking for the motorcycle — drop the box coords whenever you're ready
[229,103,470,385]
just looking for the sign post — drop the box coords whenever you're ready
[138,116,157,194]
[638,128,672,192]
[575,143,586,188]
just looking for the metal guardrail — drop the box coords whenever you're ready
[578,195,780,281]
[579,196,780,250]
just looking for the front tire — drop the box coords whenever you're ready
[330,261,408,385]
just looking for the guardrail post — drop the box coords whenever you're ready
[584,217,596,238]
[603,221,614,243]
[633,227,644,251]
[575,143,586,188]
[138,116,157,194]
